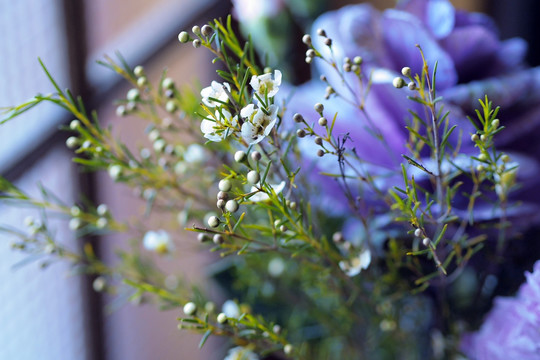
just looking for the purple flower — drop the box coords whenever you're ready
[460,260,540,359]
[284,0,540,217]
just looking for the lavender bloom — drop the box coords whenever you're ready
[284,0,540,217]
[461,260,540,359]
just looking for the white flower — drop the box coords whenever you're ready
[200,109,238,142]
[250,70,282,99]
[222,299,240,318]
[249,181,286,202]
[268,257,286,277]
[143,230,173,254]
[224,346,259,360]
[339,248,371,277]
[240,104,278,145]
[201,81,231,107]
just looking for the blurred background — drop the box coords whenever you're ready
[0,0,538,359]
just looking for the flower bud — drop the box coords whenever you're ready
[191,26,201,35]
[234,150,246,163]
[69,120,80,130]
[178,31,189,43]
[315,137,323,145]
[284,344,294,355]
[414,228,422,237]
[422,238,431,247]
[216,199,226,210]
[317,149,325,157]
[225,200,239,213]
[353,56,363,65]
[293,113,304,123]
[306,49,315,58]
[318,117,327,126]
[392,77,405,88]
[218,179,232,192]
[471,134,479,142]
[247,170,260,184]
[407,82,416,90]
[165,100,177,113]
[208,216,220,228]
[401,66,411,77]
[251,151,262,162]
[192,39,201,48]
[201,25,213,37]
[217,312,228,324]
[134,65,144,77]
[66,136,79,149]
[332,232,344,243]
[217,191,229,201]
[314,103,324,113]
[296,129,306,138]
[127,88,140,101]
[324,38,332,46]
[183,302,197,316]
[197,233,210,243]
[213,234,224,244]
[316,28,326,37]
[302,34,312,45]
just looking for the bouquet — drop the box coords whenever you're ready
[2,0,540,359]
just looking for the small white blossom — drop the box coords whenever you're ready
[250,70,282,98]
[143,230,173,254]
[200,109,238,142]
[249,181,286,202]
[240,104,278,145]
[339,248,371,277]
[201,81,231,107]
[268,257,286,277]
[224,346,259,360]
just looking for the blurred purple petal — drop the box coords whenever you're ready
[398,0,456,38]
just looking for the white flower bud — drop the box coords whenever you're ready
[317,28,326,37]
[216,199,226,209]
[116,105,127,117]
[284,344,294,355]
[178,31,189,43]
[69,120,80,130]
[218,179,232,192]
[401,67,411,77]
[192,39,201,48]
[93,276,107,292]
[422,237,431,247]
[153,139,166,153]
[317,149,325,157]
[134,65,144,77]
[305,57,312,64]
[126,88,140,101]
[191,26,201,35]
[165,100,177,113]
[302,34,312,45]
[208,216,220,228]
[408,82,416,90]
[247,170,260,184]
[217,312,228,324]
[137,76,147,87]
[251,151,262,162]
[314,103,324,113]
[234,150,246,163]
[66,136,79,149]
[480,134,487,142]
[97,204,108,216]
[96,217,108,229]
[332,232,344,243]
[471,134,479,142]
[183,302,197,316]
[162,77,174,90]
[392,77,405,88]
[108,164,123,180]
[217,191,229,200]
[213,234,224,244]
[69,218,82,231]
[353,56,363,65]
[70,206,81,217]
[318,117,327,126]
[201,25,213,37]
[225,200,239,213]
[491,119,500,128]
[293,113,304,123]
[414,228,422,237]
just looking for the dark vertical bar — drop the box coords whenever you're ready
[60,1,106,359]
